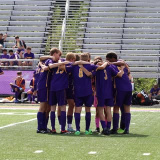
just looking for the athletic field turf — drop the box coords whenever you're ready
[0,104,160,160]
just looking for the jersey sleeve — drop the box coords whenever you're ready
[45,59,53,66]
[109,66,118,77]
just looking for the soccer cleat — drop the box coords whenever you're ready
[101,128,110,135]
[61,130,69,134]
[50,129,57,134]
[67,127,75,132]
[75,131,80,135]
[31,101,36,104]
[37,129,48,134]
[117,128,125,134]
[85,129,93,135]
[94,127,100,133]
[14,99,20,103]
[123,130,129,134]
[110,129,118,134]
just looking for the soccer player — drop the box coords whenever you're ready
[106,51,132,134]
[148,84,160,100]
[10,71,25,103]
[23,47,35,66]
[0,68,4,75]
[1,49,9,66]
[36,48,62,134]
[95,61,124,135]
[65,53,97,135]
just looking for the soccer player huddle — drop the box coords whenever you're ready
[36,48,132,135]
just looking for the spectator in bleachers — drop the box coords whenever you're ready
[13,36,26,59]
[0,33,7,48]
[10,71,25,103]
[1,49,9,66]
[148,84,160,100]
[23,47,35,66]
[9,50,19,66]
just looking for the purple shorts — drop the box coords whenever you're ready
[115,90,132,107]
[49,89,67,106]
[75,94,94,107]
[66,88,74,100]
[37,88,48,102]
[97,96,114,107]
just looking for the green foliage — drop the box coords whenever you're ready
[134,78,157,93]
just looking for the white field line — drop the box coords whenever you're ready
[0,118,36,130]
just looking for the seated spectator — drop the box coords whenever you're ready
[0,67,4,75]
[10,71,25,103]
[1,49,9,66]
[148,84,160,100]
[9,50,19,66]
[13,36,26,59]
[27,74,36,103]
[23,47,35,66]
[0,33,7,47]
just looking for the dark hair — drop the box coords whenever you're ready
[50,48,62,56]
[9,50,13,53]
[15,35,19,39]
[0,33,3,36]
[26,47,31,50]
[75,54,81,61]
[106,51,117,60]
[17,71,22,75]
[2,49,7,52]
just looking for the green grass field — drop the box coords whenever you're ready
[0,105,160,160]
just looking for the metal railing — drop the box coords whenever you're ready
[58,0,70,52]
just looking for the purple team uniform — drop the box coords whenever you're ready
[37,59,53,102]
[10,54,18,65]
[113,66,132,107]
[34,68,41,91]
[66,72,74,99]
[150,88,160,96]
[67,64,97,107]
[96,65,118,107]
[1,54,9,65]
[24,52,35,59]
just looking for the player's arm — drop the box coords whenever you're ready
[48,61,69,69]
[116,66,125,77]
[72,60,90,65]
[96,62,109,70]
[39,55,55,62]
[110,61,125,66]
[78,65,92,77]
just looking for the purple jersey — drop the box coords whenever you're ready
[96,65,118,99]
[9,54,16,59]
[67,64,97,97]
[24,52,35,59]
[37,59,53,90]
[50,63,72,91]
[1,54,9,59]
[112,65,132,92]
[150,88,160,96]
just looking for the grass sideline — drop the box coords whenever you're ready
[0,105,160,160]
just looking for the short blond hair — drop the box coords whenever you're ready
[80,53,89,61]
[50,48,62,56]
[66,52,76,61]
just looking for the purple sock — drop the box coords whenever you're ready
[32,95,36,101]
[113,113,119,130]
[45,116,49,130]
[67,115,73,124]
[120,113,125,130]
[85,112,91,131]
[15,92,19,100]
[100,120,106,129]
[58,116,61,125]
[125,113,131,131]
[74,113,80,131]
[37,112,45,130]
[50,111,55,130]
[61,111,66,131]
[107,121,111,130]
[28,94,32,101]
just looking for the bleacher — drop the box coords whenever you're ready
[77,0,160,78]
[0,0,54,64]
